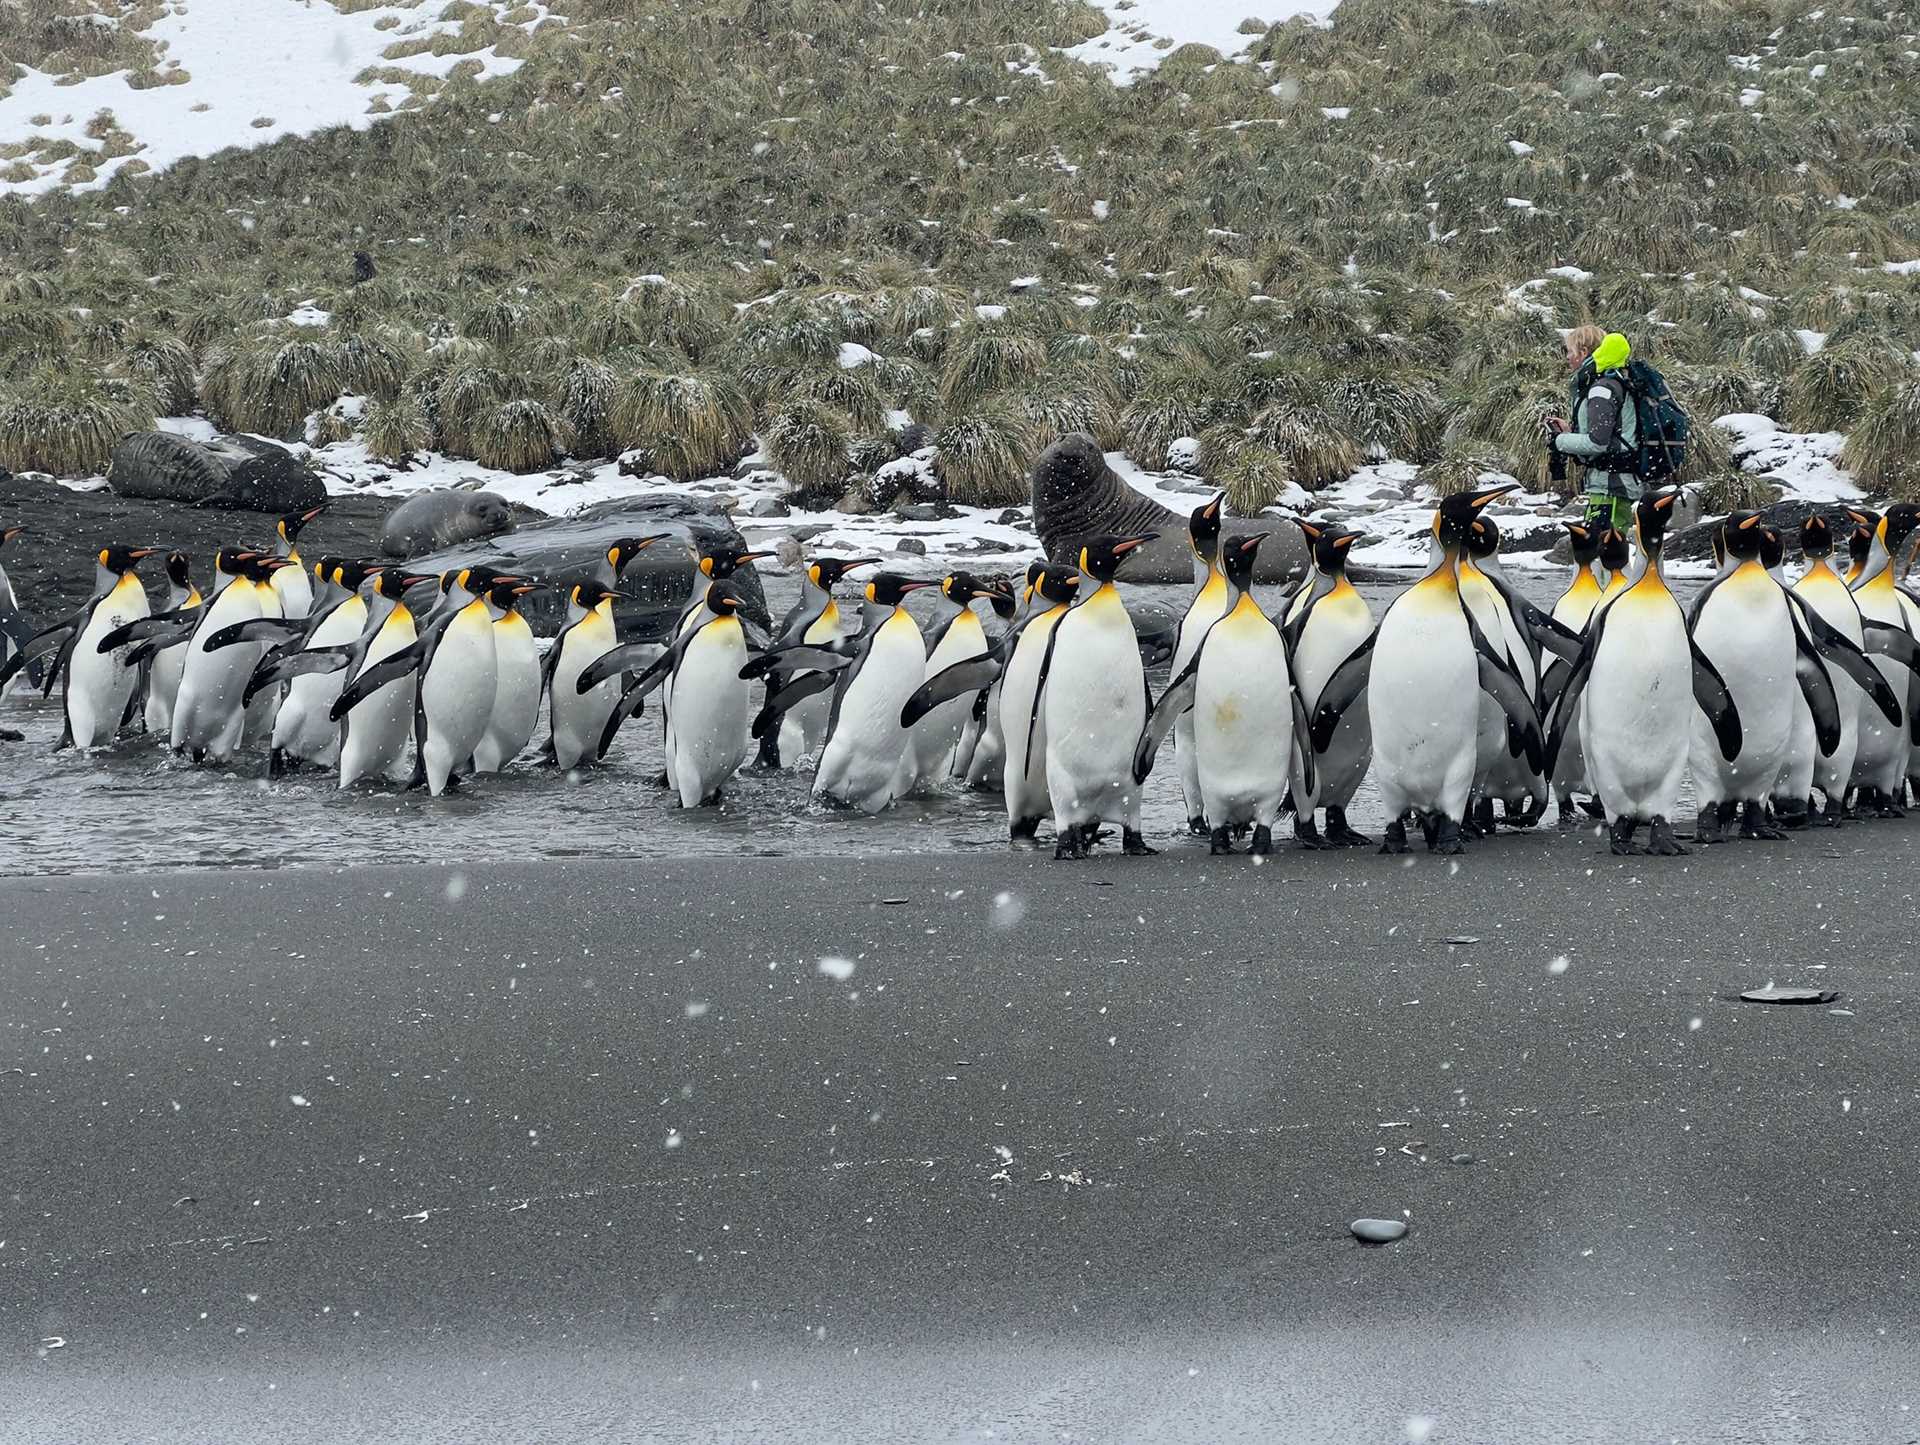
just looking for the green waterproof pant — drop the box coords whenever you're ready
[1582,492,1634,532]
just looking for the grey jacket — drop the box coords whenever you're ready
[1555,373,1640,498]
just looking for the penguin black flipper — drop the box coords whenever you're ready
[576,639,663,695]
[245,645,353,706]
[122,623,198,664]
[1462,604,1544,773]
[1782,597,1902,725]
[1133,646,1206,785]
[922,611,960,658]
[1021,615,1070,781]
[204,617,305,651]
[0,604,88,689]
[1542,630,1597,780]
[740,639,856,681]
[1484,572,1582,662]
[902,655,1004,728]
[0,609,47,688]
[1538,656,1574,717]
[330,642,427,719]
[41,620,89,699]
[96,607,200,655]
[754,669,838,738]
[1792,646,1844,757]
[1307,633,1376,754]
[1290,686,1319,799]
[1860,619,1920,671]
[1688,640,1743,762]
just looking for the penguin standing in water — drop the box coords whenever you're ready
[898,571,1013,795]
[336,569,427,788]
[1846,504,1920,815]
[1358,487,1539,855]
[1167,494,1229,835]
[593,582,752,807]
[0,523,41,696]
[1787,514,1868,825]
[660,543,771,789]
[1544,523,1606,822]
[991,565,1079,839]
[546,581,624,772]
[810,573,932,813]
[1548,490,1737,855]
[142,551,202,739]
[269,504,326,621]
[0,545,156,750]
[471,575,542,775]
[1137,533,1302,854]
[1284,524,1373,847]
[167,553,293,762]
[1685,510,1893,842]
[952,578,1022,789]
[1042,533,1159,860]
[258,559,378,775]
[750,554,875,769]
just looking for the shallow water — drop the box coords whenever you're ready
[0,569,1697,876]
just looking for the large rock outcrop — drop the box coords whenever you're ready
[106,431,326,512]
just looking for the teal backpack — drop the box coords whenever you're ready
[1576,359,1690,480]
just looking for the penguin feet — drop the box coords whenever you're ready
[651,768,673,790]
[1419,813,1441,848]
[1473,797,1498,836]
[1009,816,1042,844]
[1607,816,1645,855]
[1502,798,1543,829]
[0,727,22,742]
[1578,796,1607,820]
[1816,796,1845,828]
[1249,825,1274,856]
[1739,800,1788,841]
[1379,817,1411,855]
[1693,805,1726,845]
[1431,816,1466,855]
[1208,826,1237,856]
[1293,816,1332,850]
[1123,827,1158,857]
[1325,809,1371,847]
[1186,815,1209,837]
[1647,817,1689,856]
[1053,827,1089,861]
[1773,797,1810,830]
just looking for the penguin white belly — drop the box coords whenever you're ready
[1000,613,1064,825]
[1580,584,1691,821]
[1043,591,1146,831]
[670,619,750,807]
[275,598,365,766]
[964,681,1005,791]
[815,611,924,814]
[338,610,417,787]
[904,613,987,793]
[420,604,498,796]
[145,632,192,738]
[68,574,149,749]
[1366,580,1478,820]
[1193,613,1292,828]
[241,586,285,750]
[777,689,833,766]
[550,610,619,771]
[1461,575,1531,801]
[1776,687,1818,802]
[1290,589,1373,812]
[1170,578,1229,825]
[1689,571,1795,805]
[1850,583,1910,793]
[171,584,262,761]
[272,565,312,621]
[473,614,540,773]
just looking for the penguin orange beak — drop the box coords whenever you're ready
[299,504,327,525]
[897,580,937,593]
[1466,484,1518,511]
[1,526,24,543]
[127,547,157,562]
[1737,513,1760,530]
[1112,533,1158,555]
[1333,533,1357,551]
[735,551,774,564]
[511,584,538,597]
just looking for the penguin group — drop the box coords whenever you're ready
[7,491,1920,859]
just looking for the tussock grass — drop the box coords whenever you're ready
[1248,402,1361,490]
[362,393,433,465]
[765,399,852,492]
[610,370,753,481]
[1783,341,1912,432]
[933,400,1038,507]
[0,365,154,477]
[473,397,570,472]
[1842,380,1920,494]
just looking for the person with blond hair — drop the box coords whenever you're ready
[1547,326,1642,533]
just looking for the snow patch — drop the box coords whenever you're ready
[1060,0,1341,86]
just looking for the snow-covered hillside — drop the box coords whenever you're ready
[0,0,562,198]
[1063,0,1343,84]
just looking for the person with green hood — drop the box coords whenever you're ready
[1547,327,1640,532]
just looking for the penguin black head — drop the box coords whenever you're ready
[608,534,669,576]
[940,571,1012,607]
[1598,527,1631,573]
[1800,513,1833,559]
[1,523,24,549]
[1883,502,1920,555]
[807,555,877,590]
[1633,489,1682,554]
[165,551,193,588]
[213,546,259,577]
[1466,515,1501,560]
[1188,493,1224,561]
[1432,485,1514,548]
[1849,522,1874,572]
[309,554,338,585]
[705,581,743,618]
[276,503,326,546]
[336,559,380,593]
[99,544,157,575]
[485,574,538,611]
[371,569,426,602]
[699,544,773,580]
[1077,532,1158,583]
[1033,564,1082,606]
[572,580,618,612]
[864,573,932,608]
[1313,527,1359,575]
[1221,532,1264,591]
[1723,509,1764,561]
[1563,522,1601,566]
[1759,523,1785,572]
[1294,516,1328,549]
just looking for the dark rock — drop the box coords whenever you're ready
[997,508,1026,526]
[407,492,769,639]
[895,502,957,522]
[787,523,833,543]
[896,538,928,556]
[963,538,1022,554]
[1349,1218,1408,1244]
[107,431,326,513]
[1668,497,1853,563]
[743,495,791,518]
[1739,985,1839,1005]
[379,489,517,559]
[1030,431,1305,583]
[835,489,874,516]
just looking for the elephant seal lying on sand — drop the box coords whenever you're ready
[380,489,516,558]
[1030,432,1306,582]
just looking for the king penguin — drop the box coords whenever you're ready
[1545,522,1606,822]
[751,554,876,769]
[168,552,294,762]
[19,545,157,751]
[336,569,427,788]
[1167,494,1228,835]
[1360,487,1539,854]
[1786,514,1866,826]
[1845,504,1920,815]
[269,504,326,620]
[264,559,378,775]
[471,575,542,775]
[898,571,1013,795]
[1283,524,1374,847]
[546,580,624,772]
[812,572,933,813]
[142,551,202,739]
[1137,532,1300,854]
[1041,533,1159,860]
[997,564,1080,840]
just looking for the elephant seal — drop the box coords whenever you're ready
[107,431,326,513]
[1030,432,1306,583]
[379,489,516,559]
